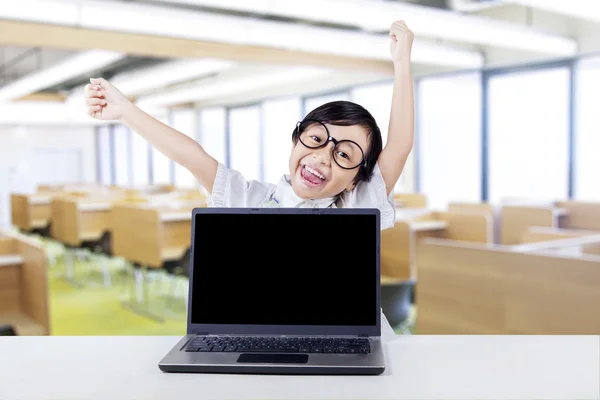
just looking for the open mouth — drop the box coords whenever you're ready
[300,165,326,187]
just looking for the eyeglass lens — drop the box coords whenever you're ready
[298,122,364,169]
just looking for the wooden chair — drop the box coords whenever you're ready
[50,196,118,287]
[0,231,50,335]
[111,201,203,321]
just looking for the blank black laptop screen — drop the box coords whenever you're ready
[190,212,377,326]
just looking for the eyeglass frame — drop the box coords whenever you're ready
[295,119,366,170]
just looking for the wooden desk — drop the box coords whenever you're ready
[0,232,49,335]
[501,205,569,245]
[111,202,203,268]
[411,221,448,232]
[10,193,53,231]
[50,197,117,247]
[393,193,427,208]
[417,238,600,335]
[0,255,24,266]
[555,201,600,231]
[0,336,597,399]
[383,210,492,280]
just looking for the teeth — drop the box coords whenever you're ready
[305,165,325,180]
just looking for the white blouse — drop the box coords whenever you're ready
[208,162,396,230]
[207,162,399,339]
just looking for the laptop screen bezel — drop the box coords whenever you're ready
[186,207,382,337]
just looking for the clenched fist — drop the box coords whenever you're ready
[84,78,129,121]
[389,20,413,64]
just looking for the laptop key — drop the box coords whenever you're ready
[224,346,237,352]
[198,346,213,352]
[211,346,225,352]
[237,348,298,353]
[185,347,200,352]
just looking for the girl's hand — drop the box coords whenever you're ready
[84,77,130,121]
[389,20,414,64]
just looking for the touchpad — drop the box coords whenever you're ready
[237,354,309,364]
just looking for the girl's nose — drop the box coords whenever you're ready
[312,145,332,165]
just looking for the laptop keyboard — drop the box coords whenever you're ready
[184,336,371,354]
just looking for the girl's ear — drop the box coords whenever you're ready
[345,181,356,192]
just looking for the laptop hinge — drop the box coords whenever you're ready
[358,334,369,337]
[194,332,209,336]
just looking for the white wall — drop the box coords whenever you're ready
[0,125,97,227]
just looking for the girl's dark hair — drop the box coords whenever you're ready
[292,100,383,185]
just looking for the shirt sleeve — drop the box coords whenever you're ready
[339,162,396,230]
[208,163,274,207]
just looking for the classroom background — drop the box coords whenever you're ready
[1,0,600,337]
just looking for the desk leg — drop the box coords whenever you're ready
[121,265,164,323]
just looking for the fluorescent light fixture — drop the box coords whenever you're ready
[148,0,576,56]
[0,49,125,102]
[0,0,81,25]
[109,58,236,97]
[504,0,600,24]
[137,67,332,108]
[0,101,108,125]
[64,57,236,107]
[0,0,483,68]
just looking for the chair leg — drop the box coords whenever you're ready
[62,249,83,288]
[100,256,112,288]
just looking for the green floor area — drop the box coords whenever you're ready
[44,239,187,336]
[37,237,413,336]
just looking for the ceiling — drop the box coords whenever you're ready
[0,0,598,119]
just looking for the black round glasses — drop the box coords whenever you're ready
[295,119,365,170]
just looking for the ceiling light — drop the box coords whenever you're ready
[504,0,600,24]
[136,67,333,108]
[109,58,236,97]
[147,0,576,56]
[0,49,125,102]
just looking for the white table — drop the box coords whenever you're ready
[0,335,598,400]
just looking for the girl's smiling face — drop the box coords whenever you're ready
[288,121,370,200]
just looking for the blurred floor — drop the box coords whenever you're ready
[33,236,415,336]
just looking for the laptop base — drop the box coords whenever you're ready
[158,362,385,375]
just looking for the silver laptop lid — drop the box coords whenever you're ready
[186,208,381,337]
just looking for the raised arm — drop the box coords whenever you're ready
[377,21,415,195]
[85,78,218,192]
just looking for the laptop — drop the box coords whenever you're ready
[158,207,385,375]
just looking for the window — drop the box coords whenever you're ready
[113,124,131,186]
[350,82,415,192]
[131,130,150,186]
[229,105,261,181]
[417,73,482,209]
[487,67,570,204]
[574,57,600,201]
[303,91,349,117]
[96,125,112,185]
[262,97,301,183]
[151,113,173,184]
[172,109,198,188]
[199,107,226,167]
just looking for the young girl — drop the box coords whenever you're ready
[85,20,414,231]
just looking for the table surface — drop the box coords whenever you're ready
[1,335,598,400]
[0,254,23,267]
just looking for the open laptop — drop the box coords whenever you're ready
[158,207,385,375]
